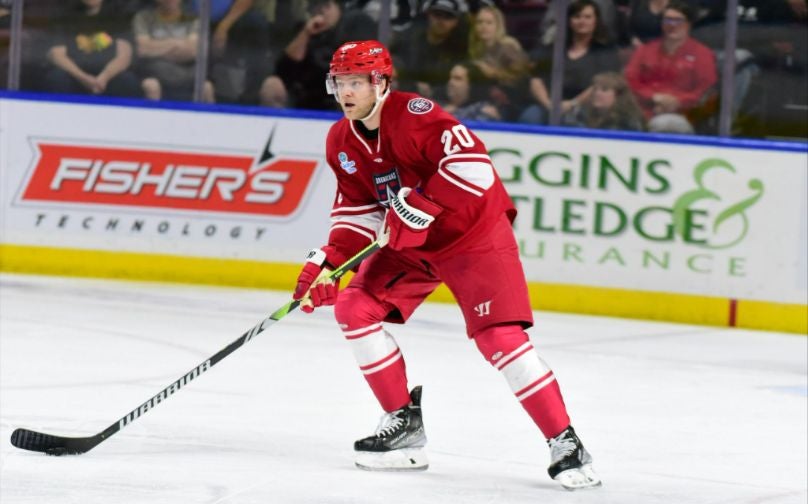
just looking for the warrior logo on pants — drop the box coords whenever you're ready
[474,301,492,317]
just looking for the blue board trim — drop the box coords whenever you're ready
[2,90,806,153]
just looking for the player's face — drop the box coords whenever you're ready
[334,74,376,120]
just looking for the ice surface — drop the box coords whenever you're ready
[1,273,806,504]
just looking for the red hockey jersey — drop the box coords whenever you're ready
[324,91,515,262]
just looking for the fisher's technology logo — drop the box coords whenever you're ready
[493,149,765,278]
[119,360,211,428]
[17,130,319,241]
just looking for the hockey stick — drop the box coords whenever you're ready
[10,235,387,456]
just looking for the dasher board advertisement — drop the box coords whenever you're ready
[480,132,807,305]
[1,96,806,307]
[0,98,336,263]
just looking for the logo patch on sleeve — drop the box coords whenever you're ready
[338,152,357,174]
[407,98,434,114]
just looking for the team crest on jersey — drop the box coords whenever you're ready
[373,168,401,206]
[407,98,434,115]
[338,151,357,174]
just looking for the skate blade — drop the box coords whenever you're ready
[355,447,429,472]
[554,464,602,491]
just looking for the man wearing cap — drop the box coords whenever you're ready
[267,0,376,109]
[391,0,470,101]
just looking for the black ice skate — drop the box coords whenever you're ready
[354,386,428,471]
[547,426,602,490]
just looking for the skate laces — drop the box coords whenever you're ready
[548,432,578,462]
[374,410,406,438]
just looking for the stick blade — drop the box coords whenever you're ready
[11,428,95,456]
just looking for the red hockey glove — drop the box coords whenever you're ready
[385,187,443,251]
[293,248,340,313]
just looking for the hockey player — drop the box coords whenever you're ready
[293,39,601,490]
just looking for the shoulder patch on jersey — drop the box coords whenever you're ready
[338,152,357,174]
[407,97,434,115]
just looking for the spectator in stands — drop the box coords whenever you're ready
[443,60,502,121]
[540,0,620,47]
[0,0,12,88]
[735,0,807,138]
[346,0,415,29]
[43,0,139,97]
[626,0,699,46]
[562,71,645,130]
[750,0,807,21]
[205,0,266,57]
[195,0,307,103]
[133,0,215,102]
[521,0,620,124]
[391,0,469,100]
[468,3,530,120]
[624,0,717,133]
[262,0,376,109]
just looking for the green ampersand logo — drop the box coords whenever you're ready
[672,158,764,249]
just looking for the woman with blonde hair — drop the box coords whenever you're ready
[468,3,530,120]
[469,4,530,86]
[562,72,645,131]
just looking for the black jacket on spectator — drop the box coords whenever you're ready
[275,9,376,110]
[532,41,621,101]
[391,16,470,98]
[628,0,700,43]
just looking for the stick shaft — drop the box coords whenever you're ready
[10,239,385,455]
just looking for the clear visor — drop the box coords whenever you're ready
[325,71,385,96]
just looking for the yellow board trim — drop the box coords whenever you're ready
[736,299,808,334]
[1,244,805,334]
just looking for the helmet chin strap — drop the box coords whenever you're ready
[358,83,390,123]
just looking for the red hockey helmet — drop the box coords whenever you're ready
[326,40,393,95]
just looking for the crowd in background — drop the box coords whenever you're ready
[0,0,806,139]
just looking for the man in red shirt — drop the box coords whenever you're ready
[292,40,601,490]
[625,0,717,128]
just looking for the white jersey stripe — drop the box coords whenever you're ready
[330,210,385,233]
[438,166,484,196]
[438,152,493,171]
[443,161,495,191]
[330,223,376,242]
[331,203,382,215]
